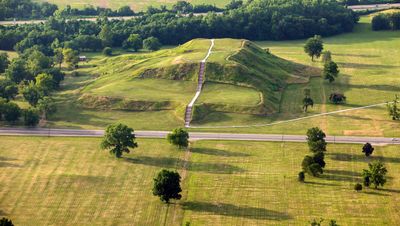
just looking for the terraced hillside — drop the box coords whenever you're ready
[61,38,312,129]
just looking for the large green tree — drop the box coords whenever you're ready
[21,82,43,107]
[143,37,161,51]
[123,34,142,52]
[101,123,138,158]
[323,61,340,83]
[362,161,387,189]
[152,169,182,203]
[5,58,32,83]
[304,35,323,61]
[24,108,40,126]
[167,128,189,149]
[0,80,18,101]
[306,127,327,152]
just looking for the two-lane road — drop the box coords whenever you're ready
[0,128,399,145]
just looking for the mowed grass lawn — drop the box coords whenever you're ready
[1,137,399,225]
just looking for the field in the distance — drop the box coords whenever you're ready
[34,0,230,11]
[0,137,399,225]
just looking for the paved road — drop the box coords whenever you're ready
[348,3,400,11]
[0,128,399,145]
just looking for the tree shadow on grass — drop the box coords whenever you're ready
[191,148,251,157]
[324,169,362,177]
[363,191,391,197]
[327,153,400,164]
[379,188,400,194]
[0,157,21,168]
[337,62,400,70]
[332,53,380,58]
[124,156,246,174]
[321,174,359,183]
[182,201,292,220]
[304,181,339,187]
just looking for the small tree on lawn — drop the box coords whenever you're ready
[0,217,13,226]
[304,35,323,61]
[362,143,374,157]
[362,161,387,189]
[152,169,182,203]
[387,95,400,120]
[167,128,189,149]
[354,183,362,192]
[323,61,339,83]
[306,127,327,152]
[302,155,323,177]
[302,88,313,112]
[298,171,305,182]
[101,123,138,158]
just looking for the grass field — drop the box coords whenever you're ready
[34,0,230,11]
[1,137,399,225]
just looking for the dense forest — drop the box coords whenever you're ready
[0,0,358,53]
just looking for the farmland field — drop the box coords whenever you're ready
[34,0,230,11]
[0,137,399,225]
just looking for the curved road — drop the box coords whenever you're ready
[0,128,399,145]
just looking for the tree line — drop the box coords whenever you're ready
[0,0,358,54]
[372,12,400,30]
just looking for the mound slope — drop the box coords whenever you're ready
[78,38,313,121]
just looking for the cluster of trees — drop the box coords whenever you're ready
[0,217,13,226]
[100,124,188,203]
[0,0,358,54]
[343,0,400,5]
[0,0,58,20]
[372,12,400,30]
[55,5,135,17]
[300,127,327,179]
[0,47,61,126]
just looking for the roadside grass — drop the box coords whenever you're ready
[0,50,18,59]
[33,0,230,11]
[1,137,399,225]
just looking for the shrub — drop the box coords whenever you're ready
[354,183,362,192]
[362,143,374,157]
[372,14,391,30]
[298,171,305,182]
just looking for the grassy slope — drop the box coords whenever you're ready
[1,137,399,225]
[33,0,230,11]
[192,14,400,137]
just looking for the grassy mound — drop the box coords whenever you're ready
[76,38,312,122]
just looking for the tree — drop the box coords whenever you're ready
[362,143,374,157]
[0,52,10,73]
[5,58,31,83]
[362,161,387,189]
[24,108,40,126]
[152,169,182,203]
[328,220,339,226]
[387,95,400,120]
[372,14,391,31]
[143,37,161,51]
[306,127,327,152]
[36,73,55,95]
[304,35,323,61]
[0,217,13,226]
[99,24,114,47]
[313,151,326,168]
[103,47,113,56]
[21,82,43,107]
[298,171,305,182]
[117,6,134,16]
[0,80,18,101]
[329,93,346,104]
[101,123,138,158]
[310,218,324,226]
[2,102,21,122]
[25,49,52,76]
[62,48,79,69]
[167,128,189,149]
[123,34,142,52]
[323,61,339,83]
[354,183,362,192]
[53,48,64,68]
[37,97,57,119]
[172,1,194,14]
[302,156,323,177]
[302,93,314,113]
[321,51,332,63]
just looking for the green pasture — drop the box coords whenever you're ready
[1,137,399,225]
